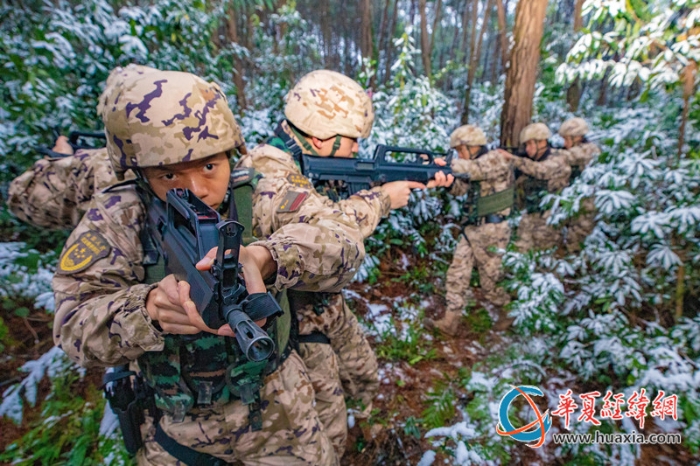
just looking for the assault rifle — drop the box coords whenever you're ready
[143,187,281,362]
[298,145,470,196]
[37,130,106,158]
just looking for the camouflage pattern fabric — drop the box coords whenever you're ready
[512,149,571,252]
[51,184,365,464]
[136,352,337,466]
[446,222,511,310]
[284,70,374,140]
[515,209,562,252]
[560,142,600,174]
[7,148,125,230]
[446,149,514,308]
[236,139,385,457]
[102,71,244,180]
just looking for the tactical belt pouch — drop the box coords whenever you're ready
[476,187,513,218]
[103,366,146,456]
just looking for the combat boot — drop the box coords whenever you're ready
[424,310,463,336]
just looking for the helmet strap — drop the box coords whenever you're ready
[288,125,319,156]
[329,135,342,157]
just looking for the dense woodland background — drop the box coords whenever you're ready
[0,0,699,465]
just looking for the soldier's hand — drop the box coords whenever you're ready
[426,170,454,188]
[197,245,273,336]
[52,136,74,156]
[145,274,220,335]
[499,149,513,161]
[434,157,447,167]
[382,181,427,209]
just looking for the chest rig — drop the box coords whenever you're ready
[462,148,514,227]
[137,169,293,431]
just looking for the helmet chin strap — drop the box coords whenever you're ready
[288,125,319,156]
[328,135,342,157]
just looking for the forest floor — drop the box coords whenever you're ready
[0,250,698,465]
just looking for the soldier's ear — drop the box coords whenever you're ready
[310,136,325,150]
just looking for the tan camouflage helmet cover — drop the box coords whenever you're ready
[284,70,374,139]
[449,125,487,148]
[520,123,552,144]
[558,117,590,137]
[96,64,160,116]
[102,70,244,180]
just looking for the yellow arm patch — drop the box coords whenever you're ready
[57,231,112,274]
[286,173,313,189]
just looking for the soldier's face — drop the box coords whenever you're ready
[525,140,547,159]
[142,152,231,210]
[563,136,575,149]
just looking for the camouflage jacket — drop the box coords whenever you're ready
[513,148,572,192]
[237,134,391,240]
[52,185,365,368]
[560,142,601,172]
[7,148,124,230]
[450,149,515,217]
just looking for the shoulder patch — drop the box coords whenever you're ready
[57,231,112,274]
[277,190,309,213]
[286,173,313,189]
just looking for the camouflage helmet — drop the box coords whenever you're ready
[520,123,552,144]
[102,70,244,180]
[558,117,589,137]
[449,125,487,148]
[96,64,160,117]
[284,70,374,139]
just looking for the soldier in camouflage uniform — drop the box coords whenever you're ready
[7,64,156,229]
[52,70,367,465]
[558,118,601,253]
[502,123,571,251]
[424,125,514,336]
[236,69,452,457]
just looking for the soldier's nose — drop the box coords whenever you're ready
[188,177,209,200]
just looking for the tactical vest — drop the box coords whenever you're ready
[137,169,293,430]
[464,180,514,226]
[515,150,554,214]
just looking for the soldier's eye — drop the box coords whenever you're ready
[204,163,215,171]
[163,173,176,181]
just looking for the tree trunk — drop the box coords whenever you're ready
[679,61,697,159]
[430,0,443,57]
[567,0,585,111]
[227,5,247,111]
[462,0,494,124]
[499,0,548,147]
[383,0,399,84]
[460,0,472,62]
[361,0,373,60]
[495,0,508,71]
[419,0,432,78]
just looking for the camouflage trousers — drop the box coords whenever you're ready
[136,351,337,466]
[564,197,596,254]
[294,291,379,458]
[515,210,561,252]
[445,221,511,312]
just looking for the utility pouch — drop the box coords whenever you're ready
[103,365,145,456]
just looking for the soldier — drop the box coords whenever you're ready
[52,69,366,465]
[558,117,601,253]
[424,125,514,336]
[503,123,571,251]
[236,69,452,457]
[7,64,156,230]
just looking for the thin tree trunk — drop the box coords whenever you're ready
[384,0,399,84]
[227,5,247,111]
[361,0,373,60]
[499,0,548,146]
[679,61,697,158]
[495,0,508,70]
[460,0,472,61]
[462,0,494,123]
[430,0,443,56]
[419,0,432,78]
[573,0,585,32]
[567,0,586,111]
